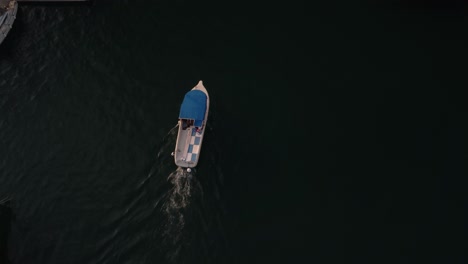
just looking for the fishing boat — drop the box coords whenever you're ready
[172,80,209,171]
[0,0,17,45]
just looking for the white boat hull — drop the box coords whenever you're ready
[174,81,209,168]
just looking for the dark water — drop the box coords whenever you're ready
[0,0,467,263]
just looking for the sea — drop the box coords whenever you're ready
[0,1,466,263]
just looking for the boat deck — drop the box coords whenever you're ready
[174,126,204,167]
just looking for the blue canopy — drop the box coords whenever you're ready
[179,90,207,127]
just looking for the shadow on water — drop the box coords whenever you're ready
[0,198,12,264]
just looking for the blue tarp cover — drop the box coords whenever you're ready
[179,90,207,127]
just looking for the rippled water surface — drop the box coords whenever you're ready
[0,1,240,263]
[1,1,467,263]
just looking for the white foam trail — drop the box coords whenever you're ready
[162,167,193,244]
[166,167,192,210]
[157,124,204,248]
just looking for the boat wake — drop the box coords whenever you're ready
[0,196,11,205]
[98,115,224,262]
[161,167,194,245]
[152,124,203,248]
